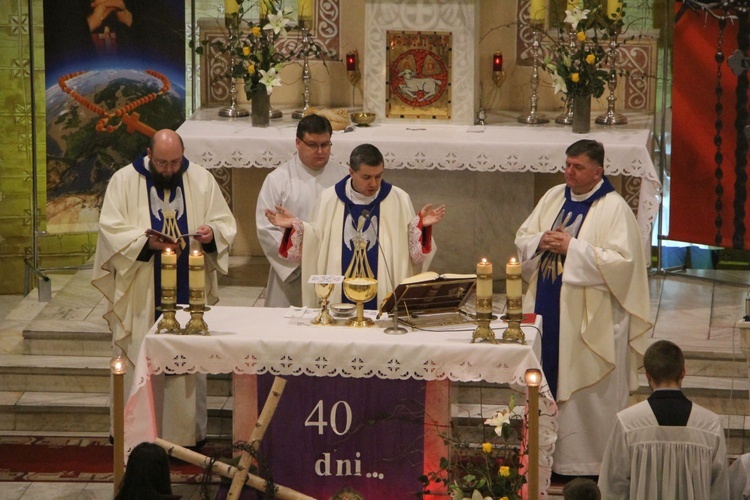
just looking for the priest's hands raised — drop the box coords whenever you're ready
[265,205,298,229]
[420,204,446,227]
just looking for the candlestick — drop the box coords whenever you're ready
[525,368,542,500]
[595,24,628,125]
[502,257,525,344]
[518,24,549,125]
[529,0,546,22]
[472,258,497,343]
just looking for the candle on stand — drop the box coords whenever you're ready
[259,0,271,19]
[298,0,313,21]
[476,258,493,314]
[224,0,239,15]
[607,0,623,19]
[189,250,205,306]
[529,0,546,22]
[506,257,523,315]
[493,52,503,72]
[161,248,177,291]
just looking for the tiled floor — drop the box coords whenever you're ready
[0,262,748,499]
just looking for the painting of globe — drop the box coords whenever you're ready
[45,69,185,233]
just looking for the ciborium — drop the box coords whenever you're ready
[343,277,378,327]
[311,283,335,325]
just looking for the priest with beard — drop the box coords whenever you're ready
[93,129,236,447]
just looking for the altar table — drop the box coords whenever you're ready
[177,108,660,255]
[124,306,556,497]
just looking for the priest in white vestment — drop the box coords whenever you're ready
[265,143,445,308]
[515,139,651,476]
[598,340,728,499]
[256,114,348,307]
[93,129,236,446]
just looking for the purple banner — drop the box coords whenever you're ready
[258,374,427,498]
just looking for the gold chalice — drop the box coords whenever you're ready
[342,277,378,327]
[311,283,335,325]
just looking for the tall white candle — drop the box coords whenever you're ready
[506,257,523,315]
[476,259,493,314]
[530,0,546,22]
[161,248,176,290]
[189,250,205,305]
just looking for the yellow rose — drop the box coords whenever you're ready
[247,62,255,75]
[571,73,580,83]
[482,442,493,454]
[586,54,596,64]
[499,465,511,477]
[242,46,250,56]
[576,31,586,42]
[252,26,261,37]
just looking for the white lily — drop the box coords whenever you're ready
[551,71,567,94]
[263,9,291,35]
[259,67,283,94]
[564,7,590,31]
[485,408,512,435]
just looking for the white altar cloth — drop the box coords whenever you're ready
[177,108,660,253]
[124,306,557,493]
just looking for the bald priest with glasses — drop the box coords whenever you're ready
[256,114,349,307]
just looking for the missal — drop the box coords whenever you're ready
[145,228,199,244]
[378,271,477,318]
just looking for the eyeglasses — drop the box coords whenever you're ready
[152,159,183,168]
[302,140,332,151]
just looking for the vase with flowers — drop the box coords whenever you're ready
[544,3,610,133]
[193,0,331,126]
[421,396,527,500]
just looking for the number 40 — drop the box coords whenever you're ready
[304,400,352,436]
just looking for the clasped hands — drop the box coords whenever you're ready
[87,0,133,32]
[539,227,572,255]
[266,203,447,228]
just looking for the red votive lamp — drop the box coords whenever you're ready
[346,52,357,71]
[493,51,504,72]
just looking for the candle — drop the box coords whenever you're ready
[506,257,523,315]
[529,0,546,22]
[224,0,239,15]
[161,248,177,290]
[346,52,357,71]
[607,0,623,19]
[298,0,313,20]
[493,52,503,72]
[189,250,205,305]
[476,259,493,315]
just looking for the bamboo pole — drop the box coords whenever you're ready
[154,438,313,500]
[228,376,287,499]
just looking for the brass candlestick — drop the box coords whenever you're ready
[472,273,497,344]
[502,297,526,344]
[518,23,549,125]
[596,24,628,125]
[184,294,210,336]
[292,23,313,120]
[157,287,181,334]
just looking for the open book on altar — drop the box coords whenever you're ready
[378,271,476,319]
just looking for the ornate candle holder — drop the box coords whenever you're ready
[184,289,210,336]
[471,273,497,344]
[292,22,313,120]
[219,12,249,118]
[156,287,182,334]
[502,295,526,345]
[555,24,578,125]
[518,23,549,125]
[596,24,628,125]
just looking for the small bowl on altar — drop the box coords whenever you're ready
[350,112,376,127]
[329,303,356,319]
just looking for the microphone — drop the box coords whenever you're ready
[368,212,407,335]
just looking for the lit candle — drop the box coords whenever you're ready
[506,257,523,315]
[493,52,503,72]
[529,0,546,22]
[161,248,177,290]
[189,250,205,305]
[298,0,313,20]
[607,0,623,19]
[224,0,239,16]
[476,259,493,314]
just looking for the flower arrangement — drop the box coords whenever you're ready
[543,3,611,99]
[193,0,330,98]
[421,396,527,500]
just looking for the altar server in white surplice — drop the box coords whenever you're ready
[93,129,236,446]
[599,340,729,500]
[256,114,348,307]
[265,143,445,308]
[515,139,651,476]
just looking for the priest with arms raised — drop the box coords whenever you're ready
[514,139,651,476]
[266,143,445,308]
[93,129,236,447]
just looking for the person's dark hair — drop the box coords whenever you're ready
[115,442,173,500]
[644,339,685,385]
[562,477,601,500]
[296,113,333,139]
[349,143,384,172]
[565,139,605,168]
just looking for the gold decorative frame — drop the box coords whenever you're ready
[386,31,452,120]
